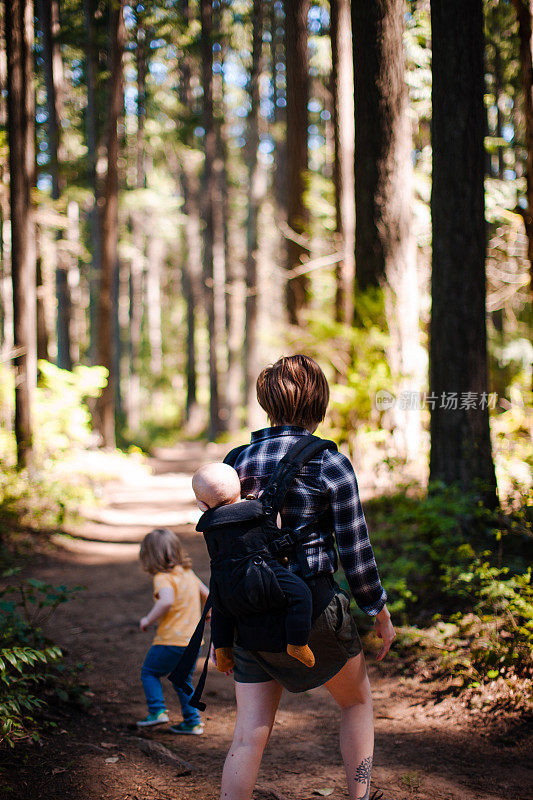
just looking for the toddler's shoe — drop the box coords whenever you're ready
[136,710,169,727]
[170,721,204,735]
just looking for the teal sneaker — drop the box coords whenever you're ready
[169,721,204,735]
[136,710,169,727]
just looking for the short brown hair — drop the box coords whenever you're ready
[256,354,330,428]
[140,528,192,575]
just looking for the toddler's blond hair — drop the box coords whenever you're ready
[140,528,192,575]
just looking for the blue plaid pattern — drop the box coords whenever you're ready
[231,425,387,616]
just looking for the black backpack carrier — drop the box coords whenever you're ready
[168,435,338,709]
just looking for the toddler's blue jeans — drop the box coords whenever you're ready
[141,644,201,726]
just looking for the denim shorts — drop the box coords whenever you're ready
[232,584,362,692]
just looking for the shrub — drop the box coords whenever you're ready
[0,569,87,747]
[343,482,533,690]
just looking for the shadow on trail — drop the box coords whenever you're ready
[1,443,530,800]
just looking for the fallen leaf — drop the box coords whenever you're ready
[105,757,119,764]
[314,790,334,797]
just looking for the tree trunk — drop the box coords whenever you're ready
[38,0,65,199]
[493,41,505,180]
[179,168,204,429]
[136,12,146,190]
[270,0,287,218]
[177,0,203,429]
[330,0,355,325]
[126,9,148,433]
[5,0,36,467]
[0,5,12,369]
[221,120,243,433]
[511,0,533,292]
[35,231,49,362]
[67,200,81,365]
[146,237,163,382]
[352,0,423,461]
[242,0,263,425]
[200,0,221,440]
[128,218,143,433]
[95,0,125,448]
[39,0,69,370]
[284,0,309,325]
[83,0,102,365]
[212,10,228,432]
[430,0,497,505]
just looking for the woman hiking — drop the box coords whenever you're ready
[218,354,396,800]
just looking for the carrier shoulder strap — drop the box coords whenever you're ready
[261,435,338,514]
[167,594,212,711]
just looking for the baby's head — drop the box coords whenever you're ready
[192,462,241,512]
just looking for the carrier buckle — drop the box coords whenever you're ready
[271,533,294,555]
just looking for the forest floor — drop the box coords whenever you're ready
[1,442,532,800]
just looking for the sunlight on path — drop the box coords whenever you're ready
[59,442,230,544]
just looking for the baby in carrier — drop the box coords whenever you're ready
[192,462,316,673]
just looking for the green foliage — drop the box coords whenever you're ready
[287,287,392,450]
[34,361,108,459]
[0,362,110,537]
[0,569,87,748]
[352,482,533,689]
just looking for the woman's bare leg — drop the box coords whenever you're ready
[325,653,374,800]
[220,680,283,800]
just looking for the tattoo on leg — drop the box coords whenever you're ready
[354,755,372,800]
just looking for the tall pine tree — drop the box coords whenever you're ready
[430,0,497,503]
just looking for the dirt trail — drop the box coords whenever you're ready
[1,443,531,800]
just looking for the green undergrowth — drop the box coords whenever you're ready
[0,362,148,747]
[0,361,148,546]
[345,481,533,703]
[0,566,89,748]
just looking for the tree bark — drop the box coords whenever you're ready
[352,0,423,461]
[200,0,221,440]
[5,0,36,467]
[146,237,163,382]
[511,0,533,292]
[430,0,497,505]
[212,7,228,432]
[270,0,287,219]
[126,8,148,433]
[136,12,146,190]
[35,231,49,362]
[284,0,309,325]
[177,0,203,429]
[330,0,355,324]
[0,5,12,367]
[128,214,144,433]
[38,0,65,199]
[493,41,505,180]
[83,0,102,365]
[243,0,264,423]
[95,0,125,447]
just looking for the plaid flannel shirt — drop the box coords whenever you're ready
[231,425,387,617]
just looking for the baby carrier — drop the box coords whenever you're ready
[168,434,338,709]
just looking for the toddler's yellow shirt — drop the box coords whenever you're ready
[152,565,203,647]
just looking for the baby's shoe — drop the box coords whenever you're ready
[136,710,169,727]
[286,643,315,668]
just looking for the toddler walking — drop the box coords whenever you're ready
[137,527,208,734]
